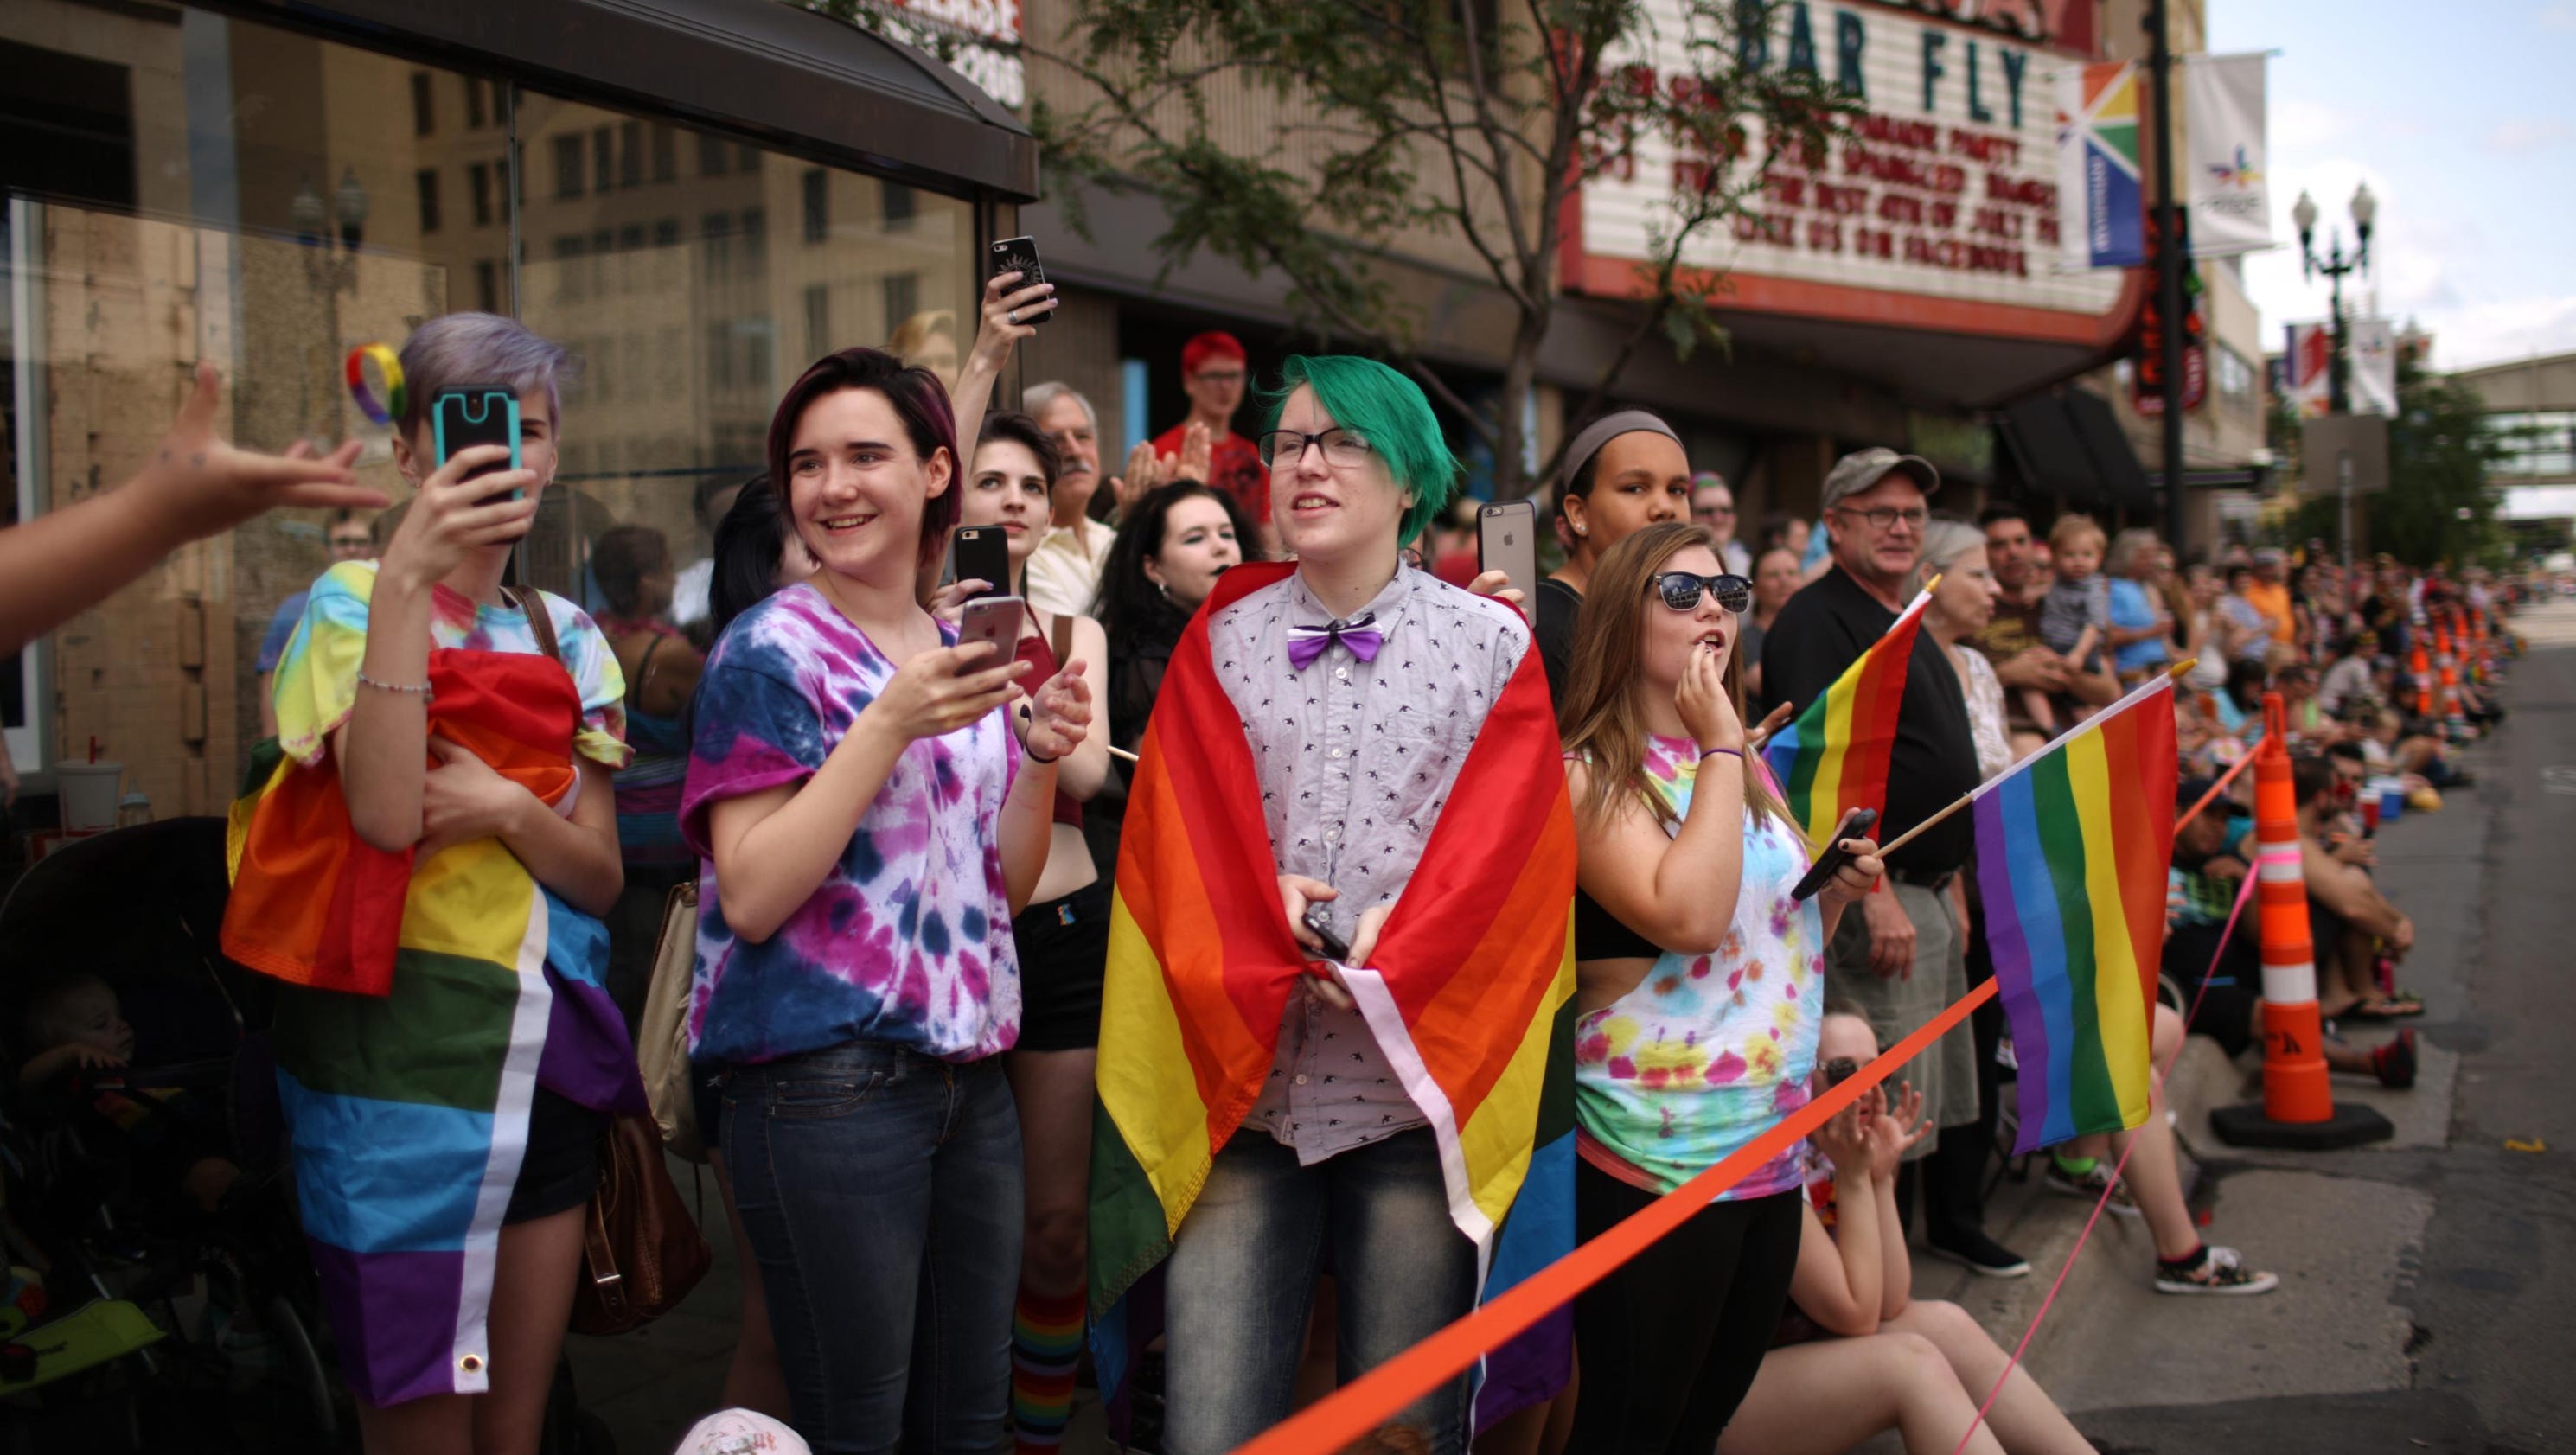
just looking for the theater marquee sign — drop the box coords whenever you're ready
[1568,0,2133,345]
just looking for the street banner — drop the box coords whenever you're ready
[2285,322,2334,419]
[2183,53,2273,258]
[2056,61,2147,270]
[2349,316,2398,416]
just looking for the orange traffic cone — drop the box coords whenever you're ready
[2210,694,2395,1149]
[2409,640,2433,718]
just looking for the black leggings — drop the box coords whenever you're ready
[1568,1171,1803,1454]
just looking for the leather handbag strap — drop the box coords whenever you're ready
[580,1189,629,1324]
[504,584,564,667]
[1050,608,1075,671]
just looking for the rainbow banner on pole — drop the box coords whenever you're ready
[1972,673,2180,1154]
[1761,581,1936,850]
[2056,61,2147,270]
[1087,561,1578,1431]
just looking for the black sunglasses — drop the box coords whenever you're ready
[1649,571,1752,614]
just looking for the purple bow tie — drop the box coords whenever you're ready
[1288,613,1384,671]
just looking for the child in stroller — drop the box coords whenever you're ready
[15,973,242,1222]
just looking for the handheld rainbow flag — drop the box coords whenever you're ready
[1087,561,1578,1433]
[1972,673,2180,1153]
[1761,578,1938,850]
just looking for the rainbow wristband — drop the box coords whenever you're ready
[344,343,406,426]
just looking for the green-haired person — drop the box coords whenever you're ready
[1095,354,1573,1452]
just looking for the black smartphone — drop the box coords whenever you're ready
[950,525,1011,599]
[431,385,521,501]
[1301,903,1352,962]
[988,236,1050,325]
[1478,499,1538,624]
[1790,807,1879,902]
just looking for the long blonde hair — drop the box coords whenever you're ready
[1559,521,1787,835]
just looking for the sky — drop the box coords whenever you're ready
[2208,1,2576,373]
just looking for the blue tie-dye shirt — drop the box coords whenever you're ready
[681,583,1021,1063]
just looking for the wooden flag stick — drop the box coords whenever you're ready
[1868,659,2198,860]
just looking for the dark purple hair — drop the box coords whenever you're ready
[765,346,959,571]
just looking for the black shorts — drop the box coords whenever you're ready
[1013,880,1110,1052]
[502,1087,604,1224]
[2165,921,2261,1059]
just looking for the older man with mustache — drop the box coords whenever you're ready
[1022,381,1123,617]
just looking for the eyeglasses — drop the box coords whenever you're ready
[1257,427,1374,472]
[1835,505,1927,532]
[1648,571,1751,614]
[1694,504,1737,519]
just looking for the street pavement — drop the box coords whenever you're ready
[576,597,2576,1455]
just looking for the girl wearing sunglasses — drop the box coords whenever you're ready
[1555,521,1884,1453]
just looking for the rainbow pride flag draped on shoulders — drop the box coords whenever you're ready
[1088,561,1578,1432]
[1762,579,1936,849]
[1972,673,2179,1153]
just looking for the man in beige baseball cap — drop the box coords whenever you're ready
[1817,446,1941,605]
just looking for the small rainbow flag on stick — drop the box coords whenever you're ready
[1761,580,1937,850]
[1972,672,2180,1153]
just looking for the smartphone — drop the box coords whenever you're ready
[949,526,1012,600]
[1301,903,1352,962]
[956,594,1026,664]
[988,236,1050,325]
[431,385,522,501]
[1790,807,1880,902]
[1478,499,1538,624]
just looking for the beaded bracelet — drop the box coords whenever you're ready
[356,672,433,703]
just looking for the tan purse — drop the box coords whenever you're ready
[636,877,707,1162]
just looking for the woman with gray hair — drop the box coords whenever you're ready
[2105,526,2173,684]
[230,310,644,1450]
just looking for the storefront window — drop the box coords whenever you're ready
[0,0,980,848]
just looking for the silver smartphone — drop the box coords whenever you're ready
[956,594,1026,663]
[1479,499,1539,623]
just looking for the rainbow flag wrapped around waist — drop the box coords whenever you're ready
[1763,580,1936,848]
[221,648,642,1406]
[1088,561,1577,1432]
[1972,673,2179,1153]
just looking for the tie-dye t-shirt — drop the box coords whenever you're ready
[681,583,1021,1064]
[272,560,630,769]
[1573,734,1824,1199]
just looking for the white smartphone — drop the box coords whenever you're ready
[1479,499,1539,623]
[956,594,1026,663]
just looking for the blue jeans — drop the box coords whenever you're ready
[1162,1128,1477,1454]
[720,1043,1022,1454]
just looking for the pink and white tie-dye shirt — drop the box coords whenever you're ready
[1572,733,1824,1199]
[681,583,1020,1063]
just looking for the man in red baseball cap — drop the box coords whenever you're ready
[1154,330,1270,541]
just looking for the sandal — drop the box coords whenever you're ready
[2344,993,2425,1019]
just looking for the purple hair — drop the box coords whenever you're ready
[765,346,959,571]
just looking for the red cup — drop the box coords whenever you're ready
[2361,798,2381,833]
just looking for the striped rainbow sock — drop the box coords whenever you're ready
[1012,1283,1085,1452]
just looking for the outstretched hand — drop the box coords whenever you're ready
[138,361,380,542]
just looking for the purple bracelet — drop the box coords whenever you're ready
[1700,745,1745,763]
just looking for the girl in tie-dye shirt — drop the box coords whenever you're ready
[681,347,1091,1449]
[1556,521,1886,1454]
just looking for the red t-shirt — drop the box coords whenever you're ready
[1153,423,1268,525]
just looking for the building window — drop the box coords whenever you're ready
[805,284,832,359]
[802,169,829,244]
[883,271,919,333]
[702,211,734,282]
[618,222,646,252]
[739,207,768,277]
[883,181,916,229]
[553,234,587,301]
[465,78,488,130]
[706,321,735,389]
[738,142,762,173]
[593,126,616,193]
[411,72,435,136]
[475,259,500,313]
[745,316,776,391]
[469,163,493,227]
[698,131,729,177]
[415,169,442,233]
[651,124,678,183]
[2489,411,2576,478]
[553,135,585,199]
[653,217,680,248]
[620,121,645,188]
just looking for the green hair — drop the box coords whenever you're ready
[1262,354,1460,547]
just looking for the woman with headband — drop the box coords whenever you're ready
[1535,412,1694,701]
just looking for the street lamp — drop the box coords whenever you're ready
[2294,182,2379,578]
[2293,182,2374,413]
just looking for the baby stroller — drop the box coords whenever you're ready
[0,816,345,1451]
[0,818,623,1453]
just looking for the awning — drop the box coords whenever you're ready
[1996,388,2155,512]
[202,0,1040,199]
